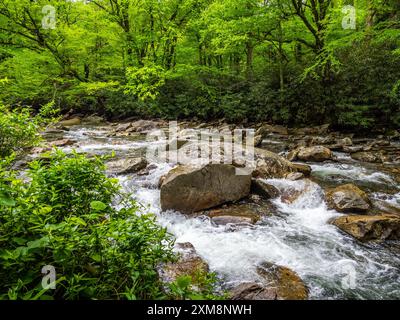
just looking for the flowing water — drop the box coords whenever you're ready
[51,124,400,300]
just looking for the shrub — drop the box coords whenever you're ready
[0,103,58,157]
[0,151,175,300]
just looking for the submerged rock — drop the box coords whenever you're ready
[332,215,400,241]
[160,164,251,214]
[325,184,371,213]
[280,179,315,204]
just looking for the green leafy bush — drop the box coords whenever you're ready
[0,151,175,300]
[169,272,226,300]
[27,150,119,221]
[0,103,58,157]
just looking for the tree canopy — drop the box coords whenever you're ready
[0,0,399,129]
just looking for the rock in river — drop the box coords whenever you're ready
[296,146,333,162]
[332,214,400,241]
[325,184,371,213]
[106,157,148,175]
[253,148,311,179]
[48,138,76,148]
[351,151,383,163]
[230,282,277,300]
[251,179,280,199]
[160,164,251,214]
[256,124,288,136]
[58,117,81,127]
[230,262,308,300]
[206,203,262,226]
[256,262,308,300]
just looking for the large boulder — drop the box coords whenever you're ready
[325,184,371,213]
[296,146,332,162]
[332,215,400,241]
[160,164,251,214]
[253,148,311,179]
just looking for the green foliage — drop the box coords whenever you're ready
[27,150,119,221]
[0,151,176,300]
[125,64,166,101]
[0,103,58,157]
[168,271,226,300]
[0,0,399,129]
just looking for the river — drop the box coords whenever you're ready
[41,123,400,300]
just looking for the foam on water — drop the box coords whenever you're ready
[63,142,147,153]
[310,163,396,186]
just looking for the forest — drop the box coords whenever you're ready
[1,0,400,303]
[0,0,399,129]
